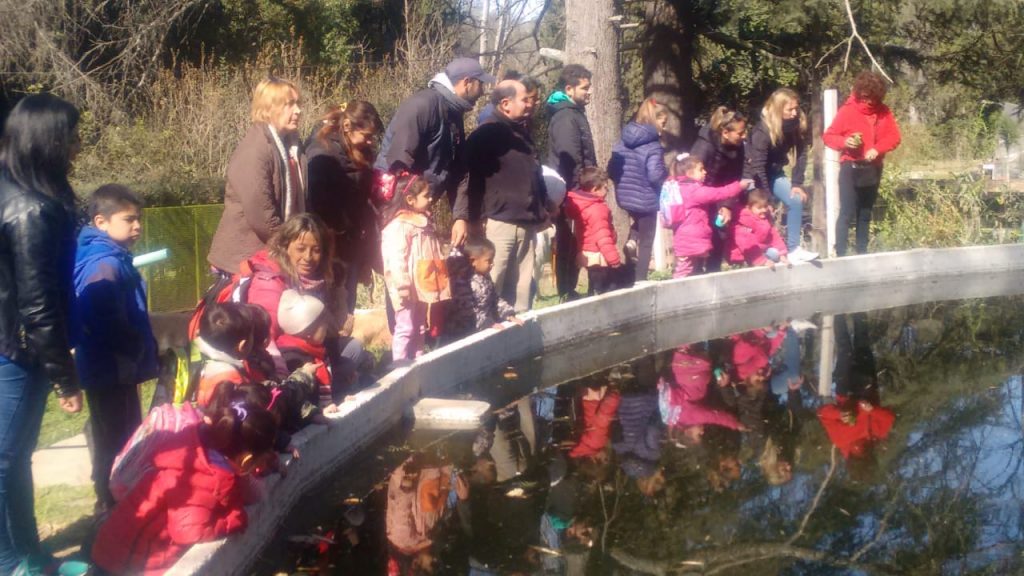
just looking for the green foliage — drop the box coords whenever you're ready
[873,169,1024,251]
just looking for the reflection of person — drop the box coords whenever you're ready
[659,345,743,446]
[818,313,895,461]
[823,71,902,256]
[0,93,84,573]
[209,78,305,275]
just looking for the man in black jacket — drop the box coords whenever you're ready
[454,80,551,312]
[547,64,596,300]
[375,57,494,243]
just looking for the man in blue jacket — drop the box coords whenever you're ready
[72,184,158,512]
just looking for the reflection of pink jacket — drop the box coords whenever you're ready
[385,459,468,556]
[729,207,787,265]
[660,177,744,257]
[569,389,622,458]
[731,329,786,381]
[659,347,741,430]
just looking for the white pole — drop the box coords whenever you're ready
[653,221,666,273]
[479,0,489,65]
[818,314,835,397]
[824,89,839,258]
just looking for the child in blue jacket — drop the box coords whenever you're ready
[72,184,158,512]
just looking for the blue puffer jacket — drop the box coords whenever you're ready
[71,226,158,390]
[608,122,668,214]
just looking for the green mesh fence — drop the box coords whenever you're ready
[136,204,224,312]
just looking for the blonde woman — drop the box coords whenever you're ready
[208,77,305,276]
[744,88,816,261]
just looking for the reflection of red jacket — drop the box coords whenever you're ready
[92,426,247,575]
[823,95,901,164]
[565,189,621,267]
[731,329,785,381]
[817,403,895,458]
[661,347,741,430]
[729,207,787,265]
[569,389,622,458]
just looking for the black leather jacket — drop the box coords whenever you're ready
[0,173,80,397]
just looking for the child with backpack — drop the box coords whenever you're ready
[564,166,631,295]
[91,392,279,574]
[71,184,159,512]
[381,174,450,362]
[660,155,752,278]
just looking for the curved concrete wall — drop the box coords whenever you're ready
[169,244,1024,575]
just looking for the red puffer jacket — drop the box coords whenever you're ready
[817,402,895,459]
[569,388,622,458]
[92,426,248,575]
[564,189,621,267]
[823,95,901,164]
[728,206,787,266]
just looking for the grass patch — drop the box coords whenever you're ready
[36,484,95,556]
[38,381,157,449]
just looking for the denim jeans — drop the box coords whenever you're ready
[771,174,804,251]
[765,247,781,263]
[627,211,658,282]
[0,360,49,572]
[835,163,880,256]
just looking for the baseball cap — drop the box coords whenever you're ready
[445,57,497,84]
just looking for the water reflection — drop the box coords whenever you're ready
[278,298,1024,574]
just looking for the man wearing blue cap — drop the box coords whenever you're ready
[375,57,494,239]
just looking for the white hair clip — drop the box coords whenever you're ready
[676,152,690,162]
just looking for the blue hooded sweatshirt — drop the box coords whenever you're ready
[607,121,668,214]
[72,226,158,390]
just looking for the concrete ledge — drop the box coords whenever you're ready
[170,245,1024,575]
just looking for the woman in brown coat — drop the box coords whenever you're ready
[208,77,305,275]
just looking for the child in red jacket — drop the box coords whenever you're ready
[729,189,792,269]
[91,395,279,575]
[564,167,630,295]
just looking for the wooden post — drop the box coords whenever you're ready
[818,314,835,397]
[823,89,839,258]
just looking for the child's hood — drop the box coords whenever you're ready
[391,209,431,229]
[620,121,661,150]
[567,189,607,210]
[150,425,239,489]
[75,225,132,277]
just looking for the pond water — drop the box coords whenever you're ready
[267,295,1024,575]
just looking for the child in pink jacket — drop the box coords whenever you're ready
[729,189,791,269]
[660,155,751,277]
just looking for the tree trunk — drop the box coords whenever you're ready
[644,0,701,152]
[565,0,631,246]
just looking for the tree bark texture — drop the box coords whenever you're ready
[644,0,702,152]
[565,0,632,249]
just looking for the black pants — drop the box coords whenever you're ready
[628,211,657,282]
[587,265,632,295]
[836,162,881,257]
[86,384,142,508]
[555,213,580,298]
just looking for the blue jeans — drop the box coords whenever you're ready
[771,175,804,251]
[0,360,49,571]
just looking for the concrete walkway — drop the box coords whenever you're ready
[33,433,92,487]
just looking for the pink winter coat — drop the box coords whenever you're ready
[729,206,787,265]
[731,329,786,382]
[660,177,744,257]
[659,346,741,430]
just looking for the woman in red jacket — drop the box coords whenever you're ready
[564,167,629,295]
[823,71,902,256]
[91,391,278,575]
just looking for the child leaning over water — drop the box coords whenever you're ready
[660,155,752,278]
[729,189,792,270]
[445,237,519,341]
[71,184,158,513]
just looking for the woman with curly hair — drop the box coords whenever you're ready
[823,71,902,256]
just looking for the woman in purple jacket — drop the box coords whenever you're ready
[608,99,669,281]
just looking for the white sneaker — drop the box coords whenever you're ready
[789,319,817,334]
[789,247,819,263]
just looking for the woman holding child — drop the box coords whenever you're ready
[0,94,84,574]
[689,106,748,271]
[209,77,306,276]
